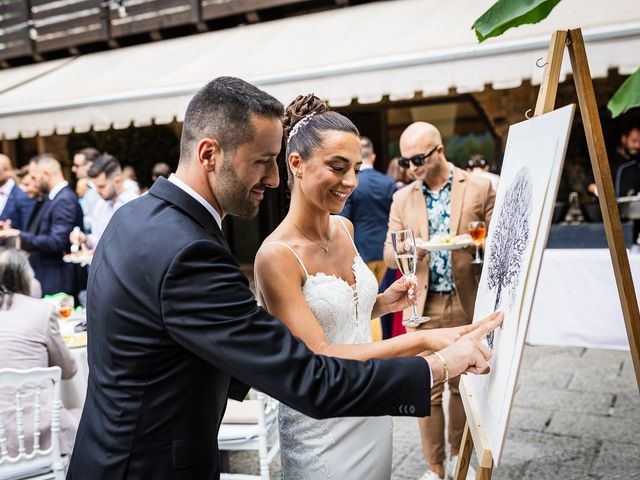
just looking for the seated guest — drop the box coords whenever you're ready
[0,154,84,296]
[387,156,413,188]
[122,165,140,195]
[70,154,138,249]
[613,125,640,197]
[466,154,500,191]
[0,248,78,456]
[586,124,640,197]
[0,154,34,230]
[151,162,172,183]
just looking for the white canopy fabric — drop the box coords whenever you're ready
[0,0,638,139]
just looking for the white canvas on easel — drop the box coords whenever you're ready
[467,104,575,465]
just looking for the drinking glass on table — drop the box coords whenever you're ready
[468,221,487,264]
[59,295,74,320]
[390,229,430,327]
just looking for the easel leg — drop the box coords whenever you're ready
[454,422,472,480]
[475,462,493,480]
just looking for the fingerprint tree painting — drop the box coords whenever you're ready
[486,167,533,349]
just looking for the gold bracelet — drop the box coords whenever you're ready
[434,351,449,384]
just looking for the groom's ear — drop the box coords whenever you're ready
[197,138,223,173]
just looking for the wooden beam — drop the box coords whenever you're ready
[454,423,473,480]
[534,30,567,116]
[36,135,46,154]
[459,377,493,469]
[567,28,640,390]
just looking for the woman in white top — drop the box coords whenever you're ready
[254,95,497,479]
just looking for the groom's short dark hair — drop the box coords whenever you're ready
[179,77,284,162]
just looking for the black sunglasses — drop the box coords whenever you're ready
[398,145,439,169]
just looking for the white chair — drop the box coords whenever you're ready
[218,391,279,480]
[0,367,65,480]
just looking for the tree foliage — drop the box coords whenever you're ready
[486,167,533,347]
[608,68,640,119]
[472,0,563,43]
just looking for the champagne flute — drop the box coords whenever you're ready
[468,221,487,264]
[391,229,430,327]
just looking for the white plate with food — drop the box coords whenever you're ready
[418,234,474,252]
[63,331,87,349]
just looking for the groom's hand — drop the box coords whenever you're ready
[424,312,503,382]
[422,311,502,351]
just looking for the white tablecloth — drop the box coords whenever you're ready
[58,317,89,410]
[526,249,638,350]
[61,346,88,410]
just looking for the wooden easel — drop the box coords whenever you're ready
[453,28,640,480]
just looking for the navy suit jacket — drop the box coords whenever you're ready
[67,178,430,480]
[20,186,83,296]
[0,184,34,230]
[341,167,397,262]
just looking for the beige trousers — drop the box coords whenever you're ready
[417,291,470,464]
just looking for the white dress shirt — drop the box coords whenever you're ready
[48,181,68,200]
[168,174,222,230]
[0,178,15,216]
[88,189,138,247]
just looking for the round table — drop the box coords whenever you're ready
[59,317,89,410]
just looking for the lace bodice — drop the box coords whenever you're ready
[302,254,378,344]
[266,217,379,345]
[270,218,393,480]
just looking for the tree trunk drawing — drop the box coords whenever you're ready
[486,167,533,349]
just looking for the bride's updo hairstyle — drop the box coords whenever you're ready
[282,94,359,190]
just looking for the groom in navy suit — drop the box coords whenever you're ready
[0,154,33,230]
[66,77,498,480]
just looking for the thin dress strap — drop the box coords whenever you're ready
[265,241,309,278]
[335,216,359,256]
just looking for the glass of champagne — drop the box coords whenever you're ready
[391,229,430,327]
[468,221,487,264]
[59,295,74,320]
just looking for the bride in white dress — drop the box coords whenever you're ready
[254,95,482,479]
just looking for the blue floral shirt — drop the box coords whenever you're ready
[422,167,456,292]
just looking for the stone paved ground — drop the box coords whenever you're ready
[227,345,640,479]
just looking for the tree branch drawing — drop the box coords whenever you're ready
[486,166,533,349]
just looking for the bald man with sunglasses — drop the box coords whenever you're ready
[383,122,495,480]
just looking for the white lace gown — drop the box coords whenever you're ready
[272,225,393,480]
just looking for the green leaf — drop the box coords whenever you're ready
[472,0,563,43]
[608,69,640,118]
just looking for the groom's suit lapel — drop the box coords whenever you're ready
[149,177,229,249]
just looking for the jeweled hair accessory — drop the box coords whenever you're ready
[287,112,316,144]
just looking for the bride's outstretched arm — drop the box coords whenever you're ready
[255,243,494,361]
